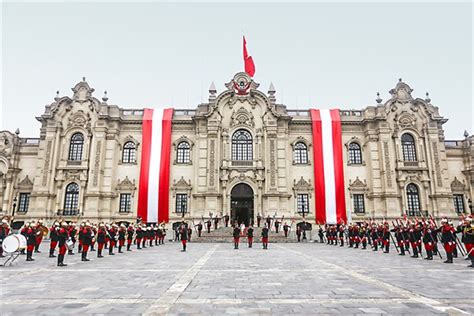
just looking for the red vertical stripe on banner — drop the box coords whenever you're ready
[310,109,326,224]
[158,108,173,223]
[330,109,347,224]
[137,108,154,223]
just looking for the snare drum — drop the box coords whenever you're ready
[66,239,74,250]
[2,234,27,253]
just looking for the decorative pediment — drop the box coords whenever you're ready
[293,177,312,191]
[116,176,136,191]
[16,175,34,190]
[173,176,191,189]
[173,135,194,148]
[389,79,414,104]
[225,72,259,96]
[349,177,368,192]
[231,107,255,128]
[68,110,92,130]
[72,79,95,102]
[450,177,466,192]
[290,136,310,148]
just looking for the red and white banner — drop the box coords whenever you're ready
[137,108,173,223]
[310,109,347,224]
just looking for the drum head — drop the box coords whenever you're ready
[2,235,20,253]
[16,234,27,248]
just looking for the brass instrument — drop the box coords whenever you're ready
[40,225,49,237]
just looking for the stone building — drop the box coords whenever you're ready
[0,73,472,227]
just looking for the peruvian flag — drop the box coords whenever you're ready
[137,108,173,223]
[310,109,347,224]
[243,36,255,77]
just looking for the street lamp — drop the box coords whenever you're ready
[468,198,473,215]
[11,195,18,218]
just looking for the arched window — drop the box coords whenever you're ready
[232,129,253,161]
[68,133,84,161]
[293,142,308,164]
[401,133,417,162]
[64,182,80,215]
[348,142,362,164]
[176,141,190,164]
[406,183,420,216]
[122,141,136,163]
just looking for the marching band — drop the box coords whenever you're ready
[320,215,474,268]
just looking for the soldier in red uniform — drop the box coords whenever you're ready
[49,222,59,258]
[81,223,92,261]
[233,224,240,249]
[261,224,269,249]
[108,224,117,255]
[180,223,188,252]
[34,220,44,253]
[438,218,456,263]
[96,223,106,258]
[0,219,10,257]
[118,224,126,253]
[68,223,77,255]
[247,225,254,248]
[25,222,36,261]
[57,222,69,266]
[136,225,143,249]
[283,223,290,237]
[457,216,473,267]
[127,224,134,251]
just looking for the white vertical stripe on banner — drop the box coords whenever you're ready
[320,109,337,224]
[147,109,163,223]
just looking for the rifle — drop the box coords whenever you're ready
[389,231,400,254]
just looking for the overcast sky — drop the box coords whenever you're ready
[1,2,472,139]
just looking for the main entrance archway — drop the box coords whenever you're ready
[230,183,254,227]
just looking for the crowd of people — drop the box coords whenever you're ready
[318,215,474,268]
[0,219,167,266]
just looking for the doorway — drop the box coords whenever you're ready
[230,183,254,227]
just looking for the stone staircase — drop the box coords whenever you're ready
[190,226,298,243]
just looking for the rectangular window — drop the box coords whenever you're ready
[353,194,365,214]
[296,194,309,214]
[18,193,30,213]
[176,194,188,214]
[453,194,465,214]
[119,193,132,213]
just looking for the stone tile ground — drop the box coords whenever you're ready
[0,240,473,315]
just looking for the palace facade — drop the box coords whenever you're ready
[0,73,472,226]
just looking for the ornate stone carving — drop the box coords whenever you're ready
[231,107,255,128]
[93,140,102,186]
[16,175,34,190]
[172,176,192,198]
[225,72,259,96]
[68,110,92,130]
[383,142,392,187]
[208,139,216,187]
[349,177,368,192]
[42,140,52,186]
[450,177,465,192]
[116,176,136,191]
[396,111,417,129]
[389,79,414,104]
[432,142,442,187]
[293,177,313,191]
[269,138,276,187]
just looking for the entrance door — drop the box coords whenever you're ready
[230,183,254,226]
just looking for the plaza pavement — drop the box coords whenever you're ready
[0,240,473,315]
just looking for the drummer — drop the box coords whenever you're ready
[26,222,36,261]
[0,219,10,257]
[34,219,44,253]
[57,222,69,267]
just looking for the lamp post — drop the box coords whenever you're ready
[11,195,18,218]
[469,198,473,215]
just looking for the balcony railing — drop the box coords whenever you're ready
[174,109,196,116]
[403,161,419,167]
[231,160,253,167]
[406,210,429,217]
[287,110,310,117]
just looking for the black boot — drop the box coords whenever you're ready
[444,252,453,263]
[118,246,123,253]
[26,250,34,261]
[98,249,103,258]
[58,254,67,266]
[127,244,131,251]
[82,251,90,261]
[34,244,41,253]
[49,248,56,258]
[109,247,114,255]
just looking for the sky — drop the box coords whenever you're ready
[1,1,472,139]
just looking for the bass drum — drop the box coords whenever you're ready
[2,234,27,253]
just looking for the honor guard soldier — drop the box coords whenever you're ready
[439,218,456,263]
[187,226,192,242]
[154,225,159,245]
[108,224,117,255]
[97,224,106,257]
[317,226,323,243]
[224,214,230,227]
[261,224,269,249]
[457,216,474,267]
[78,222,85,254]
[127,224,134,251]
[213,216,219,230]
[0,219,10,257]
[49,222,59,257]
[247,225,254,248]
[391,224,405,256]
[68,223,77,255]
[57,222,69,267]
[257,214,262,227]
[25,222,36,261]
[197,222,203,237]
[382,223,391,253]
[422,224,434,260]
[160,224,166,244]
[283,223,290,237]
[360,224,368,249]
[338,225,345,247]
[296,226,302,242]
[81,223,92,261]
[180,224,188,252]
[135,225,143,249]
[274,219,280,234]
[118,224,126,253]
[266,215,271,229]
[233,224,240,249]
[34,220,44,253]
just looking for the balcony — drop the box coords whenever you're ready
[403,161,419,167]
[231,160,254,167]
